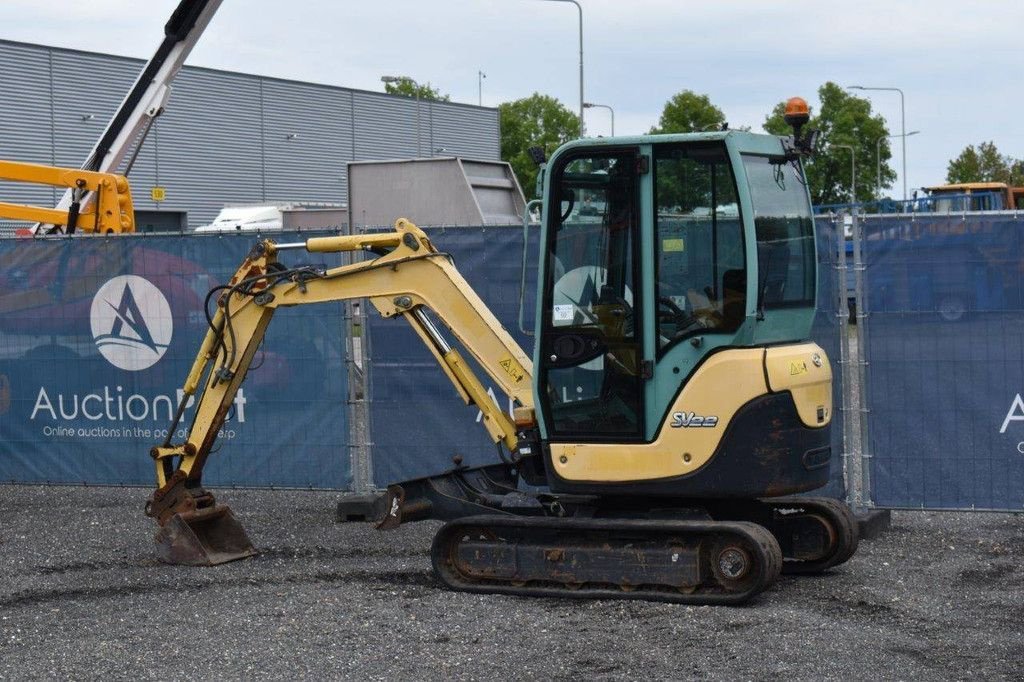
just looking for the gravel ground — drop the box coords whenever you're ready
[1,485,1022,681]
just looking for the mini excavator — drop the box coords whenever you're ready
[146,100,858,604]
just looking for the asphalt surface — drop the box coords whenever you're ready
[1,485,1022,681]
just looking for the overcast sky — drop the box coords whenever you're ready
[1,0,1021,196]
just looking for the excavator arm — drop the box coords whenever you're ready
[145,219,534,563]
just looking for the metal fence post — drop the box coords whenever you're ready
[835,213,859,507]
[344,224,376,493]
[851,208,873,506]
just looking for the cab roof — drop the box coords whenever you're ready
[550,130,788,160]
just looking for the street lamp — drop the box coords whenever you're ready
[849,85,908,201]
[478,70,486,107]
[382,75,421,157]
[537,0,584,136]
[874,130,920,199]
[835,144,856,205]
[582,102,614,136]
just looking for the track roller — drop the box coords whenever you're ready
[431,515,782,605]
[764,497,859,574]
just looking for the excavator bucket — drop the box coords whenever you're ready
[154,505,256,566]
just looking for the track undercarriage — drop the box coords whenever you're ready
[433,516,783,604]
[377,464,859,605]
[149,460,857,605]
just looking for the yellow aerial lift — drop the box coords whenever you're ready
[0,160,135,234]
[0,0,220,235]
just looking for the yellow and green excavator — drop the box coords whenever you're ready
[145,100,858,604]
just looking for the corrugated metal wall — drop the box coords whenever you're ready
[0,39,500,232]
[0,43,56,209]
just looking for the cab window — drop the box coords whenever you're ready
[742,155,815,308]
[654,144,745,353]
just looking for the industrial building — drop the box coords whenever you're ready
[0,39,501,232]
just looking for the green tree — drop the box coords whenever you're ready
[499,93,581,199]
[946,141,1024,184]
[650,90,725,134]
[764,82,894,205]
[383,77,449,102]
[1012,160,1024,186]
[946,145,982,183]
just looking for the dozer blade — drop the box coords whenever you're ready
[154,505,257,566]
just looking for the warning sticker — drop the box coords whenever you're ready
[662,238,685,252]
[498,356,526,383]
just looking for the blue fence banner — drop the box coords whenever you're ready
[863,214,1024,510]
[0,232,350,488]
[365,226,539,485]
[366,224,847,498]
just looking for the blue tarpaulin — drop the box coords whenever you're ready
[862,214,1024,509]
[365,226,539,486]
[0,232,350,488]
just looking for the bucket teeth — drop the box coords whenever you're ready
[154,505,256,566]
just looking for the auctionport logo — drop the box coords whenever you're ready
[90,275,172,371]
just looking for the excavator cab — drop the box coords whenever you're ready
[532,132,828,498]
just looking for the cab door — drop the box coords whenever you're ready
[646,142,749,433]
[538,147,646,441]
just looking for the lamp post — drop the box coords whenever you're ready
[582,102,614,135]
[849,85,907,201]
[835,144,856,205]
[538,0,584,136]
[875,130,920,198]
[478,70,486,106]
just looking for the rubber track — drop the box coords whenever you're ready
[431,515,783,606]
